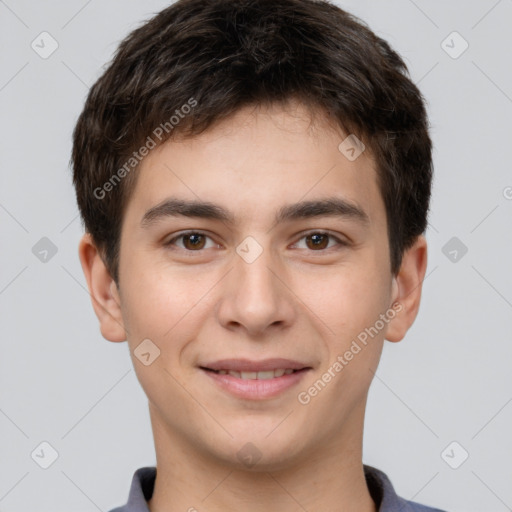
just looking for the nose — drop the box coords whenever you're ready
[216,245,296,337]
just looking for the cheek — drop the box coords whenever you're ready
[300,263,391,344]
[120,260,216,353]
[300,265,390,413]
[120,276,173,342]
[118,270,203,408]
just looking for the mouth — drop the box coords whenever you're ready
[201,367,306,379]
[199,358,312,400]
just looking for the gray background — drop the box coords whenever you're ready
[1,1,511,511]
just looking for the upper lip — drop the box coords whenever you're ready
[200,358,311,372]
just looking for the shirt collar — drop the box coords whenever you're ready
[114,465,443,512]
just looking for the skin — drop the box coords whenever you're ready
[79,100,427,512]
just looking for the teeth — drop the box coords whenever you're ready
[256,370,275,380]
[216,369,298,379]
[240,371,258,379]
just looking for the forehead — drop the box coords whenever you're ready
[123,101,385,229]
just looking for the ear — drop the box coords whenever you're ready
[78,233,127,342]
[386,235,428,343]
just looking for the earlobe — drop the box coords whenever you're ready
[78,233,127,342]
[385,235,428,343]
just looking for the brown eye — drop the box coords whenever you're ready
[166,231,216,251]
[182,233,206,250]
[305,233,330,250]
[293,231,347,252]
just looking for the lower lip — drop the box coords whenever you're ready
[201,368,310,400]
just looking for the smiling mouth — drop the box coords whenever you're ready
[200,367,307,380]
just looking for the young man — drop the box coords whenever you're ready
[72,0,445,510]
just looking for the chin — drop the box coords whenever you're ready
[212,429,308,473]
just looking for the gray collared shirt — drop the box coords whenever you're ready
[109,465,447,512]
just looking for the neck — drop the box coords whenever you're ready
[147,404,377,512]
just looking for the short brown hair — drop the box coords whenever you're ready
[71,0,433,283]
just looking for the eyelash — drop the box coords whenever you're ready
[165,230,348,253]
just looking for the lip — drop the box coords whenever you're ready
[200,358,312,400]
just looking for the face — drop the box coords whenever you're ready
[80,100,426,471]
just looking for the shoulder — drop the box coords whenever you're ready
[364,465,447,512]
[106,467,156,512]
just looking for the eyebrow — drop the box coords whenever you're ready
[140,196,369,228]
